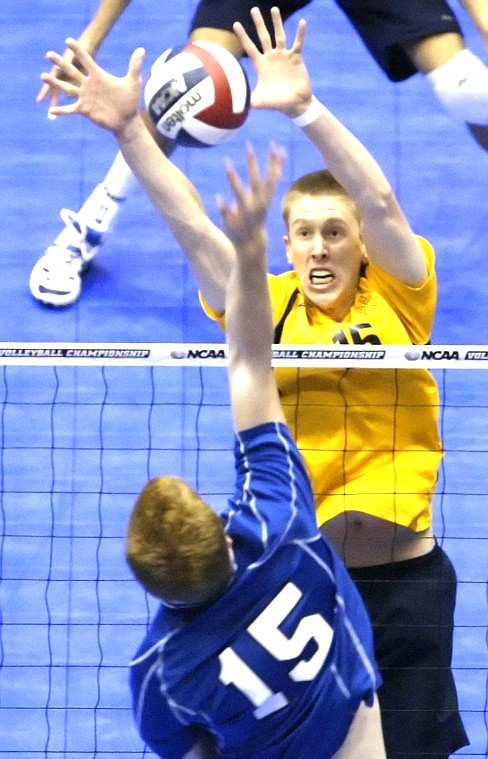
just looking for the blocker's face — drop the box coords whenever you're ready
[284,193,368,321]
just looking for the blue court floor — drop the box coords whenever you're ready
[0,0,487,757]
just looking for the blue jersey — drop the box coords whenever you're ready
[130,422,380,758]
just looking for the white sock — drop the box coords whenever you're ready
[426,49,488,125]
[101,150,138,200]
[71,152,138,238]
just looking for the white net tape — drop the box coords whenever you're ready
[1,342,487,367]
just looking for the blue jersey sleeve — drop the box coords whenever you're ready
[225,422,318,563]
[130,654,216,758]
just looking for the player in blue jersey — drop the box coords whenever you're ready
[127,320,384,757]
[125,138,384,759]
[40,11,386,757]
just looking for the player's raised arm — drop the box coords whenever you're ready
[234,6,427,286]
[219,143,286,433]
[38,0,133,109]
[40,39,234,313]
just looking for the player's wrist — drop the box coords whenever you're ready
[291,96,323,127]
[232,228,268,257]
[115,111,145,142]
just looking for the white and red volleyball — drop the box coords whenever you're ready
[144,41,250,148]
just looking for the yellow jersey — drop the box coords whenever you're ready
[203,237,443,531]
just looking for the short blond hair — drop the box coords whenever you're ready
[281,169,360,227]
[126,476,231,605]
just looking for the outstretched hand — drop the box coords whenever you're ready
[233,6,312,116]
[37,45,87,110]
[217,142,286,251]
[40,38,145,134]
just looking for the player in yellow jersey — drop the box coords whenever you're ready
[201,14,468,756]
[41,7,468,757]
[206,201,442,560]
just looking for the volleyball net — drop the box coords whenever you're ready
[1,344,487,758]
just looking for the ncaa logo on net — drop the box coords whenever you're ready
[170,348,226,360]
[405,349,461,361]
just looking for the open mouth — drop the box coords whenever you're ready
[309,268,334,287]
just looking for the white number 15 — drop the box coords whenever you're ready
[218,582,333,719]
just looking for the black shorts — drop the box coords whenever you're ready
[335,0,463,81]
[349,544,469,758]
[189,0,313,50]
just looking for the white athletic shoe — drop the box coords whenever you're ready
[30,185,121,307]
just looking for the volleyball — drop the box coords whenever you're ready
[144,41,250,148]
